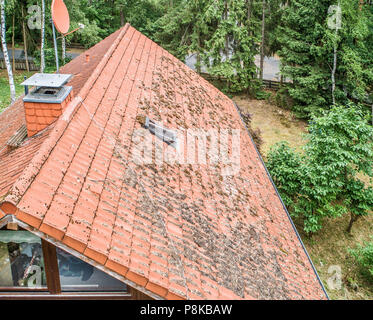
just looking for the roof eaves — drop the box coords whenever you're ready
[3,214,164,300]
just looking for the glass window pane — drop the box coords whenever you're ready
[56,247,127,292]
[0,230,47,289]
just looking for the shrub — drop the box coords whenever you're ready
[33,46,72,73]
[349,239,373,280]
[266,142,302,211]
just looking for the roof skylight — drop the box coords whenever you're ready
[144,117,178,148]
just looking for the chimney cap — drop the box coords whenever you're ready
[21,73,73,88]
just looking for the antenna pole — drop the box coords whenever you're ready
[51,18,59,73]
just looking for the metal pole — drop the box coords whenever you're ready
[51,18,59,73]
[24,76,28,95]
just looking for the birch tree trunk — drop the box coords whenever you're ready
[196,28,201,74]
[331,2,341,105]
[120,7,125,26]
[247,0,252,35]
[62,36,66,64]
[12,13,15,72]
[22,7,30,72]
[331,16,339,105]
[224,1,229,58]
[331,41,337,105]
[40,0,45,73]
[1,0,16,103]
[260,0,266,80]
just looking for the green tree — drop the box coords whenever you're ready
[277,0,372,118]
[267,105,373,234]
[349,238,373,280]
[277,0,332,117]
[154,0,210,69]
[202,0,260,92]
[266,141,302,211]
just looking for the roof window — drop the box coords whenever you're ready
[144,117,178,148]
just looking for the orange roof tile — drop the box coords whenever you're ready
[0,28,123,198]
[0,24,328,300]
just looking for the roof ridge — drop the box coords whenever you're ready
[1,23,131,208]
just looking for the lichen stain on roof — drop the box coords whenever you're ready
[0,24,327,300]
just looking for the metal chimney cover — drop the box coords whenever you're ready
[21,73,73,88]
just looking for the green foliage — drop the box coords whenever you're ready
[349,238,373,280]
[277,0,331,117]
[202,0,259,92]
[4,0,165,53]
[154,0,265,94]
[0,70,34,111]
[266,142,302,210]
[266,105,373,233]
[33,44,72,73]
[277,0,373,118]
[154,0,211,60]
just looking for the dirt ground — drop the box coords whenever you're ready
[233,93,373,300]
[234,94,308,158]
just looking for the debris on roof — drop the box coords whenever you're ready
[6,125,27,149]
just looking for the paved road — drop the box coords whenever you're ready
[185,53,282,81]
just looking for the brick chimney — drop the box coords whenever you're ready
[21,73,73,137]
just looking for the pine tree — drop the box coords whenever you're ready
[277,0,372,118]
[277,0,332,117]
[203,0,260,92]
[155,0,210,67]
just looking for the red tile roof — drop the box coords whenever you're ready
[0,24,327,300]
[0,28,122,198]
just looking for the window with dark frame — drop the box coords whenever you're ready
[56,247,127,292]
[0,230,47,291]
[0,227,129,298]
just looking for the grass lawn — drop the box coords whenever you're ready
[234,93,373,300]
[0,69,36,112]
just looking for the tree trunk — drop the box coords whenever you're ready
[347,213,359,234]
[260,0,266,80]
[196,29,201,74]
[40,0,45,72]
[120,7,125,26]
[247,0,252,36]
[22,7,29,72]
[331,36,337,105]
[1,0,16,103]
[62,36,66,64]
[224,1,229,58]
[247,0,251,21]
[12,13,15,72]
